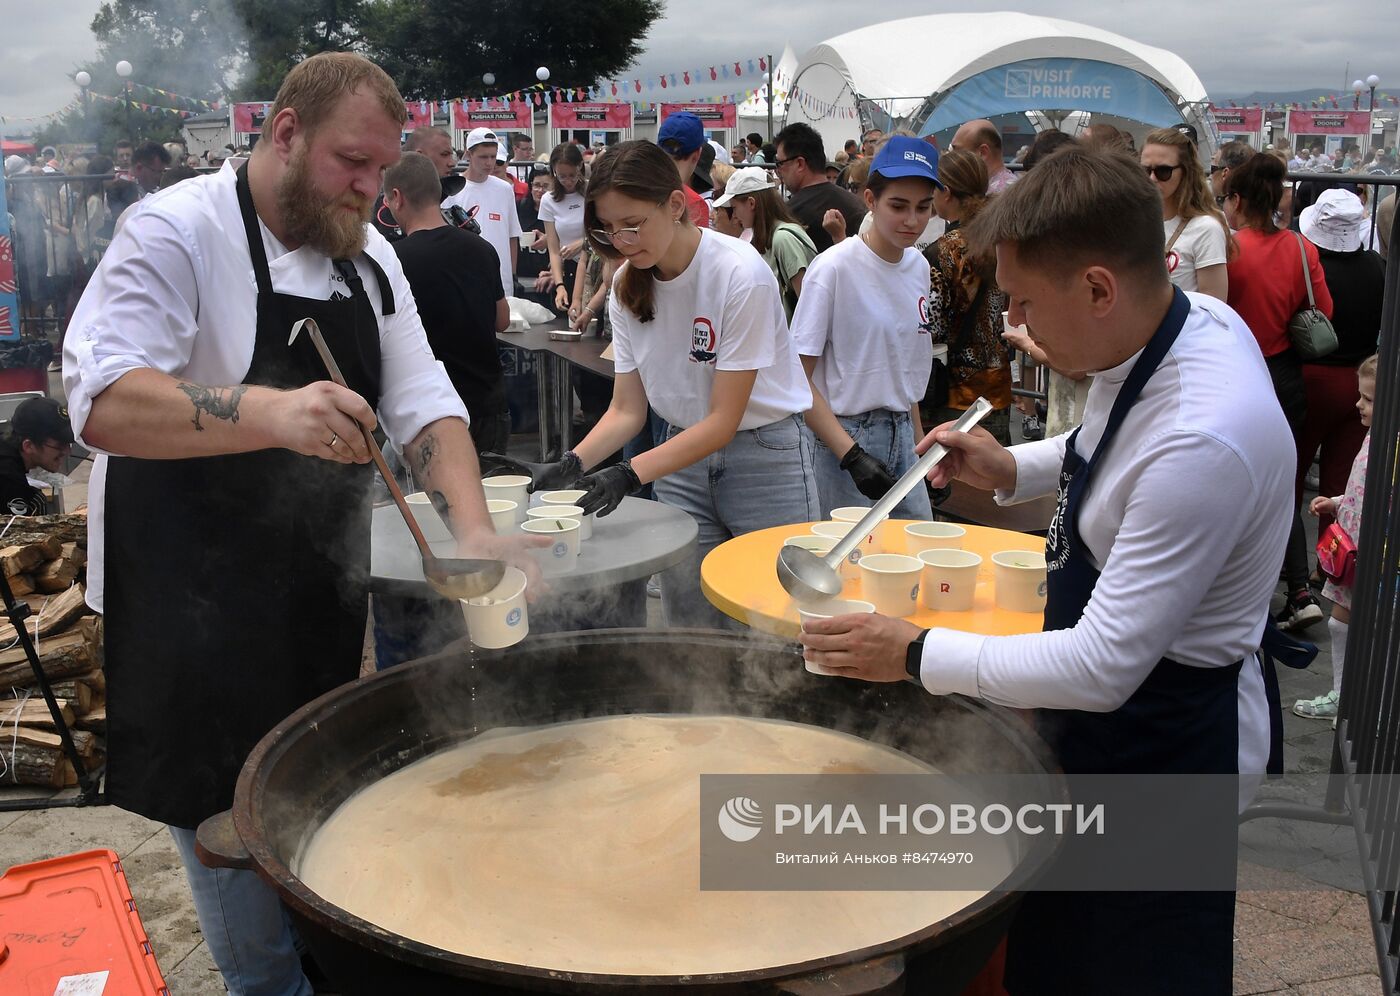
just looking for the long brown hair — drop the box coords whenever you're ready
[937,149,989,223]
[1224,153,1286,235]
[548,142,584,201]
[584,140,688,323]
[1143,128,1236,255]
[736,187,801,255]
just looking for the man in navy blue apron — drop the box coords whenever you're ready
[63,54,542,996]
[800,146,1295,994]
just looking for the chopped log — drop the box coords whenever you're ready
[0,584,91,646]
[43,679,92,714]
[60,542,86,567]
[0,619,101,692]
[74,705,105,732]
[0,741,67,787]
[34,558,79,594]
[3,697,75,728]
[0,515,88,549]
[13,725,101,762]
[7,574,34,596]
[0,545,44,577]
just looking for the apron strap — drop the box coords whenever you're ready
[234,161,276,298]
[334,256,396,317]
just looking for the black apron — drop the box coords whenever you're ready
[103,163,391,829]
[1004,289,1239,995]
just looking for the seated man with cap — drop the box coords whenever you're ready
[0,398,74,515]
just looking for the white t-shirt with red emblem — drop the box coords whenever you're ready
[608,229,811,430]
[442,175,522,293]
[1164,214,1228,293]
[790,234,933,415]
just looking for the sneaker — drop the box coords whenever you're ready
[646,574,662,599]
[1021,415,1045,442]
[1275,589,1324,632]
[1293,689,1338,719]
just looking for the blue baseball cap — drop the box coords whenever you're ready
[658,112,706,157]
[870,136,942,187]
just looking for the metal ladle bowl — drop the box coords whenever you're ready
[777,399,994,603]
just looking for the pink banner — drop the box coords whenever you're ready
[405,101,436,130]
[660,102,737,128]
[1208,106,1264,133]
[453,100,533,131]
[1286,110,1373,136]
[550,102,633,130]
[232,102,273,134]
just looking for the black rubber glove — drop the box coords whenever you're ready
[839,443,897,501]
[577,461,642,517]
[480,451,583,493]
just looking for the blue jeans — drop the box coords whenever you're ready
[654,414,820,628]
[168,826,312,996]
[813,409,933,520]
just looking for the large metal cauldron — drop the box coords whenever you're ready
[197,630,1065,994]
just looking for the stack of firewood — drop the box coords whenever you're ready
[0,514,101,788]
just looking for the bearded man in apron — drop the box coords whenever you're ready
[62,53,543,996]
[799,146,1296,994]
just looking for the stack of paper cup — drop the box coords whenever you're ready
[527,504,590,540]
[482,475,531,523]
[538,490,593,539]
[904,521,965,557]
[404,492,452,543]
[521,517,582,576]
[461,566,529,649]
[918,549,982,612]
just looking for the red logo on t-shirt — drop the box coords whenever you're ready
[489,212,502,221]
[916,295,934,335]
[1165,251,1180,274]
[689,317,717,363]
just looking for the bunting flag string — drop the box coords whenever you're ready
[124,81,221,111]
[0,100,80,125]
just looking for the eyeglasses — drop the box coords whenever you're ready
[1143,164,1184,182]
[772,156,799,168]
[1208,164,1225,175]
[589,203,663,248]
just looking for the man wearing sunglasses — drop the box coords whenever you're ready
[1210,141,1253,202]
[0,397,74,514]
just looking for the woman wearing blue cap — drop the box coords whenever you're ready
[790,135,941,517]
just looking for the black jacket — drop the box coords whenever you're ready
[0,436,47,515]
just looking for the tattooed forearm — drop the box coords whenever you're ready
[408,430,440,482]
[176,383,249,431]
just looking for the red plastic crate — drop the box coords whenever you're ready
[0,848,169,995]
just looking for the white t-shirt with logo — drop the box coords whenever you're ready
[1164,214,1228,293]
[442,175,522,293]
[790,235,934,415]
[609,229,812,431]
[538,189,585,247]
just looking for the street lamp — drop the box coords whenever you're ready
[1352,80,1365,111]
[1367,74,1380,112]
[74,71,91,141]
[115,60,133,143]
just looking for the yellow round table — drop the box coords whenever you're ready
[701,521,1047,640]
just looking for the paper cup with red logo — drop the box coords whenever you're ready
[857,554,923,617]
[521,517,582,576]
[904,521,966,556]
[992,550,1048,613]
[810,522,863,580]
[917,549,982,612]
[487,499,518,535]
[404,492,452,543]
[461,566,529,649]
[527,503,590,541]
[798,598,876,676]
[483,475,531,522]
[830,506,889,551]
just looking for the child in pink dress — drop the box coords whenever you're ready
[1294,354,1376,721]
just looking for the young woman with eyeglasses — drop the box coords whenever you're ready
[541,142,587,312]
[1140,128,1233,300]
[521,140,817,627]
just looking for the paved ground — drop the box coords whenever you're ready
[0,394,1381,993]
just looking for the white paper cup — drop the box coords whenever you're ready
[518,230,538,249]
[404,492,452,543]
[992,550,1048,613]
[810,522,862,580]
[904,521,966,556]
[521,517,582,576]
[918,549,982,612]
[1003,311,1025,336]
[527,503,591,540]
[483,475,531,521]
[538,491,592,538]
[487,499,518,535]
[461,566,529,649]
[857,553,924,617]
[830,505,888,551]
[798,598,877,676]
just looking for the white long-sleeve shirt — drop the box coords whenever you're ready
[918,293,1294,777]
[63,160,468,612]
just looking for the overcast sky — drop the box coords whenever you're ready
[2,1,1392,129]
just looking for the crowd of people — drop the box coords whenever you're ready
[11,47,1390,995]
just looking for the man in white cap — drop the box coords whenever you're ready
[442,127,521,296]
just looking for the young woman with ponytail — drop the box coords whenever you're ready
[519,140,818,627]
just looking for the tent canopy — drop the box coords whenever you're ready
[788,13,1210,152]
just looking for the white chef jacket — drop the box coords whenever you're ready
[63,160,468,612]
[917,293,1295,779]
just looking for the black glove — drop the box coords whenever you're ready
[840,443,896,501]
[577,461,642,517]
[480,451,583,493]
